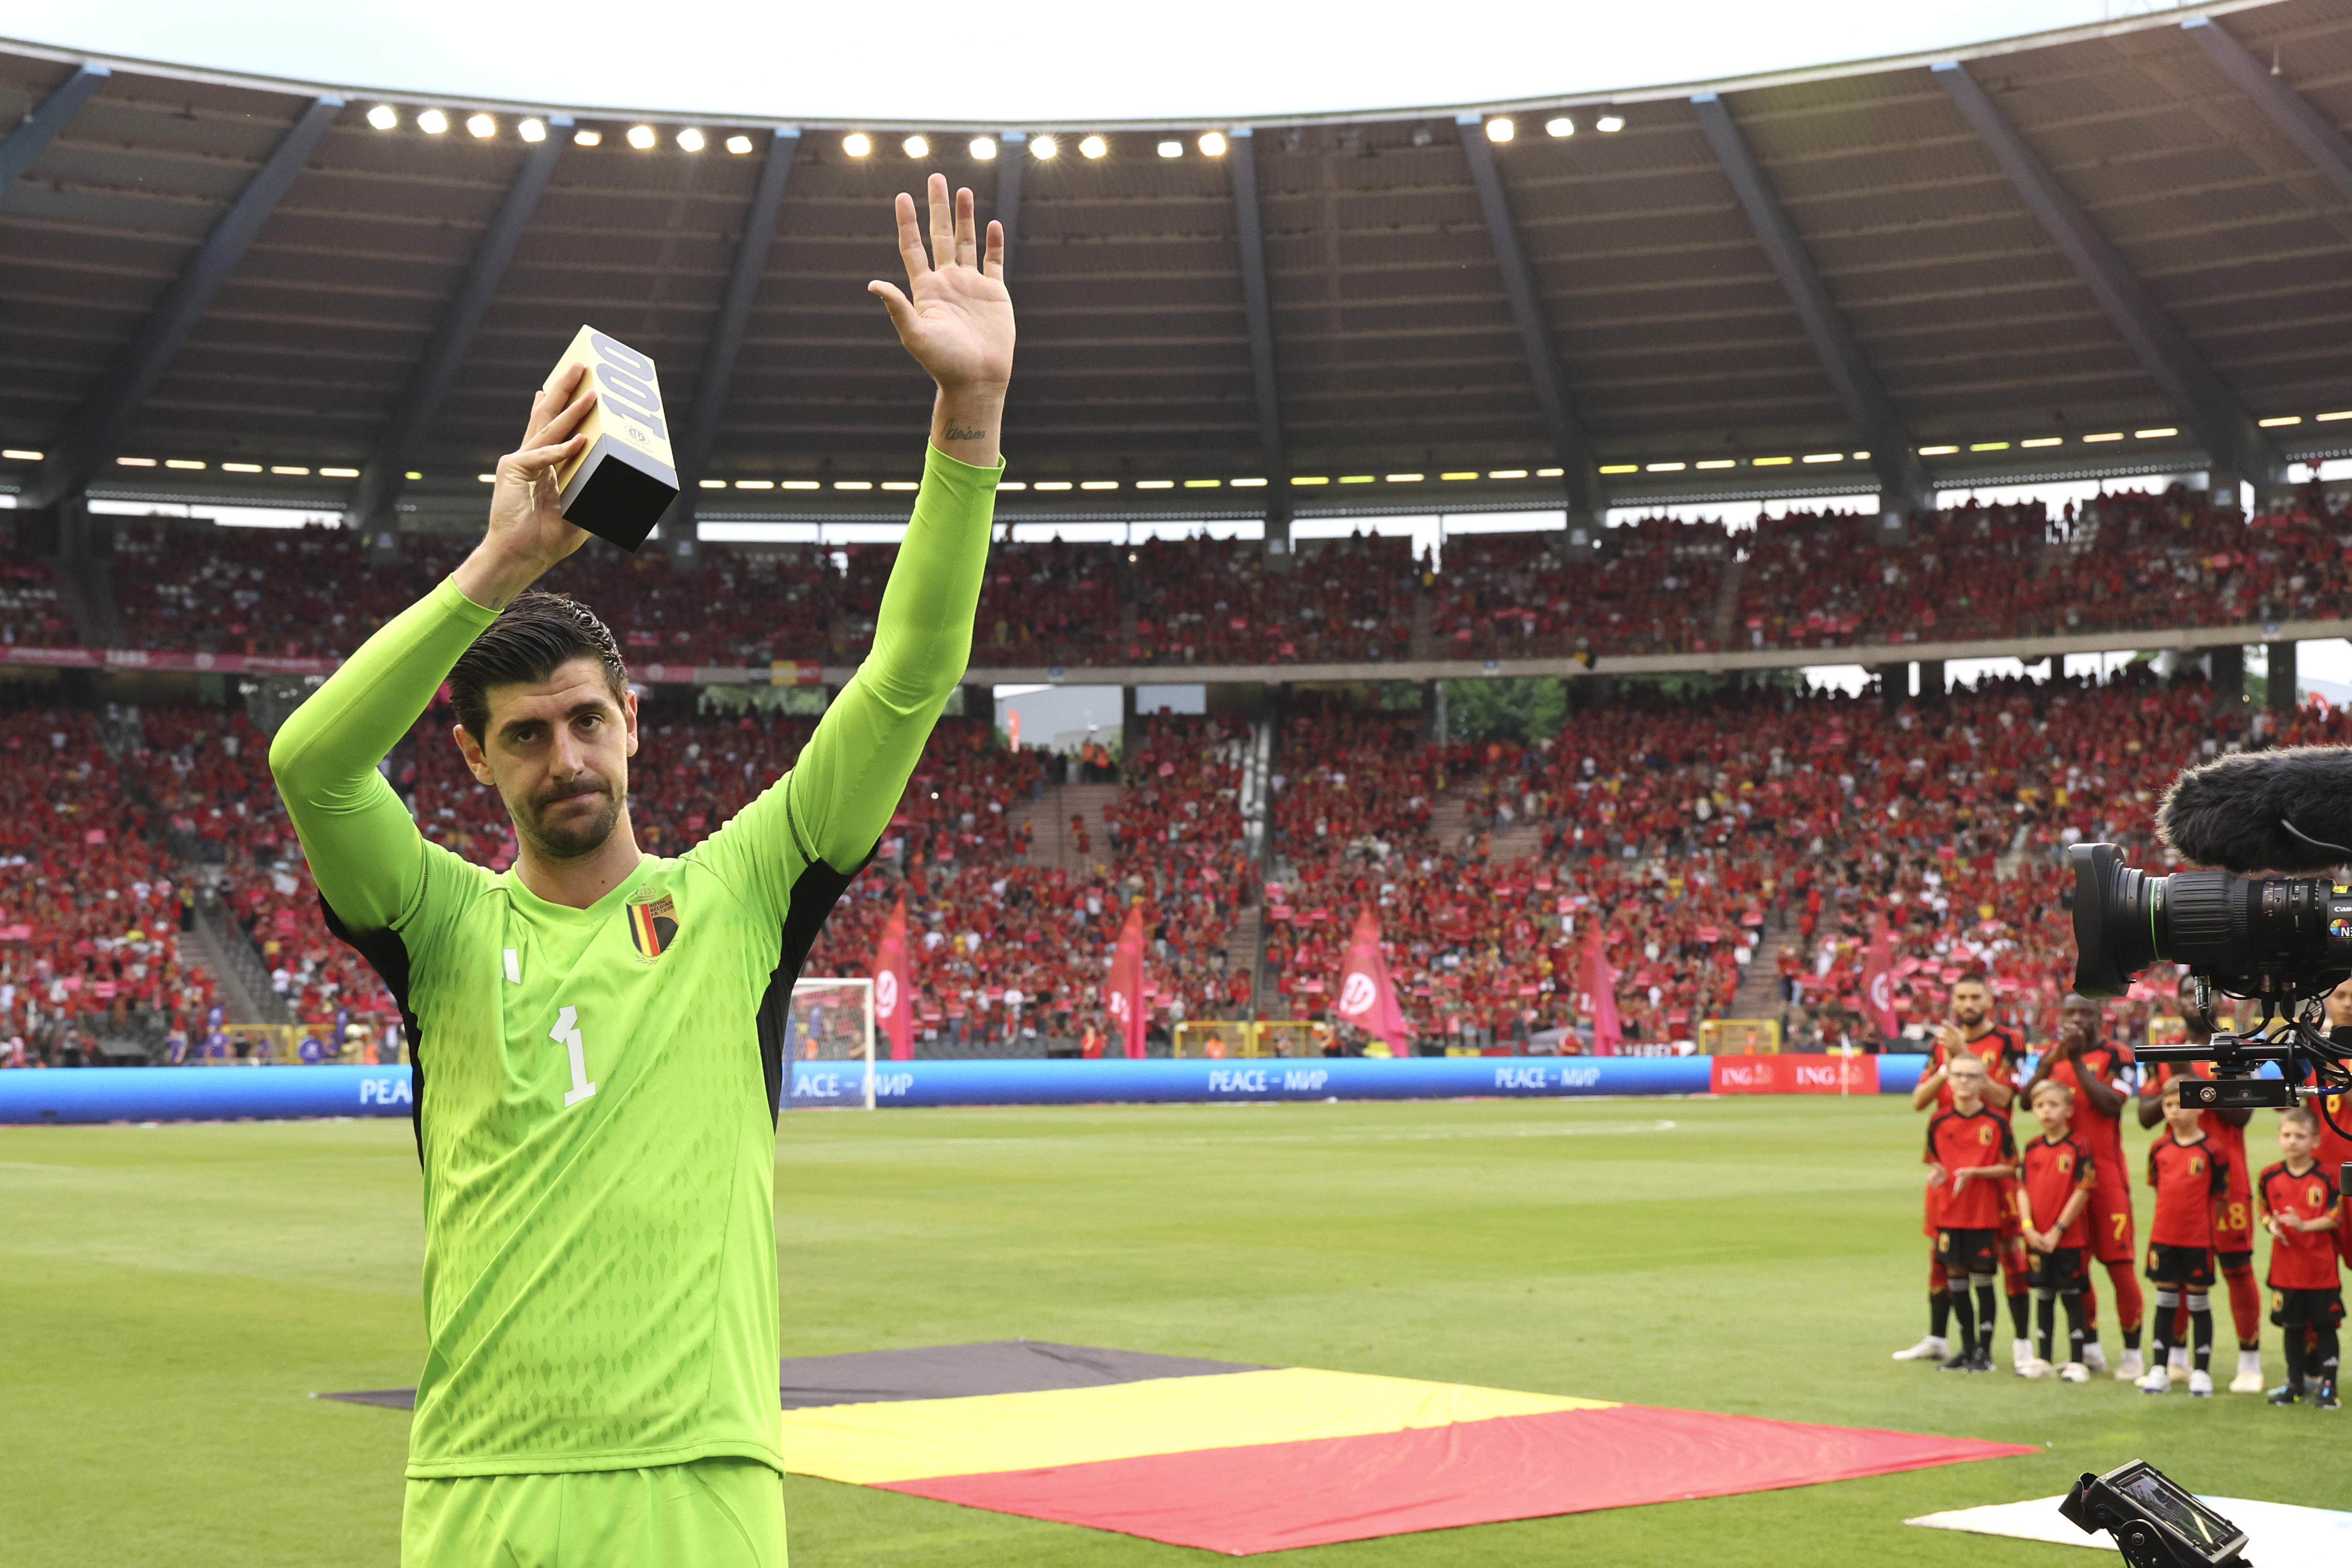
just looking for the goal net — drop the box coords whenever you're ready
[784,977,875,1110]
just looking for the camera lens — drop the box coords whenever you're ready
[2068,842,2352,999]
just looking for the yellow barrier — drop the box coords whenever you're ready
[1698,1018,1782,1056]
[1172,1020,1335,1059]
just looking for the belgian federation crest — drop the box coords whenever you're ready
[627,892,678,959]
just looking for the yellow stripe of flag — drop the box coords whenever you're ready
[779,1367,1616,1484]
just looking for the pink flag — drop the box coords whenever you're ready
[1107,903,1148,1059]
[1581,925,1623,1055]
[873,893,913,1061]
[1334,907,1413,1055]
[1860,926,1899,1040]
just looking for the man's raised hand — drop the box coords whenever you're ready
[456,365,597,610]
[870,174,1013,467]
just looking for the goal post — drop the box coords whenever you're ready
[785,977,875,1110]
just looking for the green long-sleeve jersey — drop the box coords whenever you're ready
[269,444,1000,1479]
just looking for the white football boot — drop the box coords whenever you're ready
[2188,1368,2214,1397]
[2018,1357,2055,1380]
[2058,1362,2092,1383]
[1892,1334,1950,1362]
[2138,1362,2172,1394]
[2082,1343,2109,1373]
[2115,1349,2145,1381]
[2012,1338,2034,1373]
[2229,1350,2265,1394]
[2169,1346,2191,1376]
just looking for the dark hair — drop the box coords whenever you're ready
[447,591,630,741]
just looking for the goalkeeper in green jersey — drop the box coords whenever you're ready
[269,176,1011,1568]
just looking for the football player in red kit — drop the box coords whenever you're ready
[2023,993,2139,1378]
[1897,976,2031,1368]
[2139,977,2262,1392]
[2259,1107,2342,1409]
[2138,1078,2229,1397]
[1925,1054,2020,1373]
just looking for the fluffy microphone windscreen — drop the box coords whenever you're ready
[2157,745,2352,873]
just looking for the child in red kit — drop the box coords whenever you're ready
[1925,1054,2019,1373]
[2139,1078,2228,1396]
[2259,1106,2342,1409]
[2018,1078,2097,1381]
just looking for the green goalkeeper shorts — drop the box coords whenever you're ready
[401,1457,787,1567]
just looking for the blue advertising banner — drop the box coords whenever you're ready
[1877,1054,1928,1096]
[0,1064,416,1125]
[787,1055,1715,1108]
[1,1054,1921,1125]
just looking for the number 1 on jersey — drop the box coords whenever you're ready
[550,1005,596,1108]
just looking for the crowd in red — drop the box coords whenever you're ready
[0,707,220,1063]
[0,655,2331,1066]
[1251,660,2327,1052]
[76,481,2352,676]
[0,552,70,649]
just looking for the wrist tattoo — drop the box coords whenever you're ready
[942,424,989,442]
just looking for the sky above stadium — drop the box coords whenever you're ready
[28,1,2155,123]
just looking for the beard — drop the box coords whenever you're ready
[1952,1005,1986,1031]
[510,774,625,861]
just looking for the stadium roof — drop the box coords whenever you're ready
[5,0,2352,532]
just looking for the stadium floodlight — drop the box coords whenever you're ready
[843,132,872,156]
[903,134,930,158]
[725,134,753,154]
[1,449,43,461]
[1545,115,1574,137]
[1080,134,1108,158]
[970,136,996,159]
[466,113,496,139]
[1485,116,1515,142]
[365,104,399,131]
[627,125,657,150]
[1198,130,1227,156]
[1597,113,1625,132]
[417,109,449,135]
[518,117,547,143]
[1157,139,1182,157]
[677,127,706,152]
[220,461,260,472]
[1031,133,1059,159]
[574,128,602,146]
[2136,427,2178,439]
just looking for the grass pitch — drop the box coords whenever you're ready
[3,1093,2342,1566]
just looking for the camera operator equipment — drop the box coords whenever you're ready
[2067,745,2352,1176]
[2059,1461,2249,1568]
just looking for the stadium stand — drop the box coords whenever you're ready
[67,481,2351,678]
[3,609,2338,1068]
[19,472,2352,1068]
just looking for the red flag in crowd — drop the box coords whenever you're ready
[1859,925,1899,1040]
[1107,903,1147,1059]
[872,893,913,1061]
[1335,908,1413,1056]
[1581,925,1622,1055]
